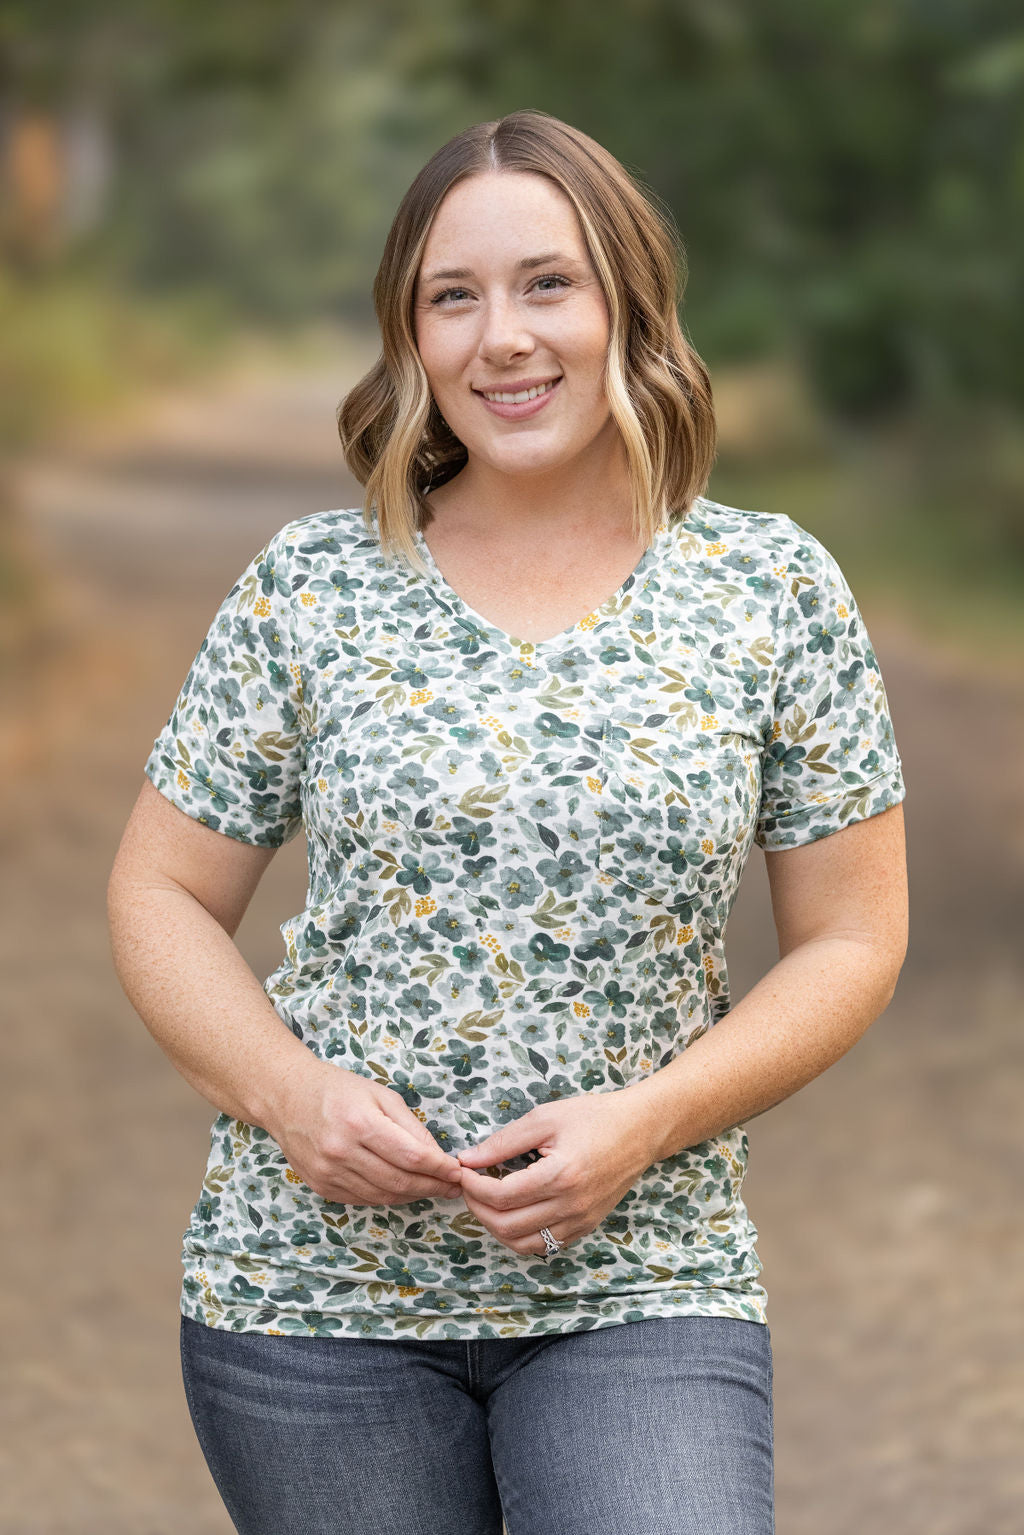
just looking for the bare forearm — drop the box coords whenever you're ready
[107,878,318,1135]
[621,935,901,1164]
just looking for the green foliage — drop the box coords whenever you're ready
[1,0,1020,632]
[0,266,238,451]
[2,0,1020,416]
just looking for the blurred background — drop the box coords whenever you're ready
[1,3,1021,1531]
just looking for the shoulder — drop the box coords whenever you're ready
[263,506,377,569]
[680,496,820,560]
[672,497,848,590]
[664,496,820,597]
[215,510,378,639]
[243,508,383,611]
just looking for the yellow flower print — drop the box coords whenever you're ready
[678,925,693,942]
[410,688,433,704]
[300,592,317,607]
[573,1001,591,1018]
[317,777,327,792]
[705,541,728,555]
[254,596,272,618]
[701,838,714,854]
[579,612,599,630]
[586,775,603,794]
[700,714,718,728]
[176,769,189,791]
[415,896,438,917]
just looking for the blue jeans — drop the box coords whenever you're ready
[180,1311,774,1535]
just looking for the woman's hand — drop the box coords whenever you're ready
[265,1059,465,1207]
[455,1089,656,1256]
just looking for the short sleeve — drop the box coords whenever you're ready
[143,527,306,847]
[754,522,906,851]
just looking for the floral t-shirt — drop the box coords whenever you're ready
[144,496,906,1340]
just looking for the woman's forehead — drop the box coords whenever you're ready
[418,174,587,274]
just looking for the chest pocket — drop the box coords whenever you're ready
[597,717,761,922]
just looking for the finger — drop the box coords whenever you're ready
[457,1159,550,1209]
[320,1172,464,1206]
[367,1095,463,1183]
[456,1121,542,1170]
[329,1143,463,1203]
[460,1186,568,1242]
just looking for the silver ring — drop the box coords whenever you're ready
[539,1226,563,1259]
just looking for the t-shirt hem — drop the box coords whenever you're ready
[143,752,303,847]
[754,763,906,850]
[179,1281,768,1340]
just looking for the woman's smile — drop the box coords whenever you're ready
[473,375,563,419]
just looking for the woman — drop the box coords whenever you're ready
[109,109,908,1535]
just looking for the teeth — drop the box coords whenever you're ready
[482,379,559,404]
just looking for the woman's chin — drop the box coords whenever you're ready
[466,438,583,481]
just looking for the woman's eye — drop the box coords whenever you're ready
[428,274,570,307]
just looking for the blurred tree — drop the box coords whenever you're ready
[0,0,1020,418]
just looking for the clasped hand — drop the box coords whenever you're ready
[455,1089,655,1257]
[269,1062,657,1258]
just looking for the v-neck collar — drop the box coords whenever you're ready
[411,514,673,659]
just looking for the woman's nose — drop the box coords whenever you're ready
[476,294,535,363]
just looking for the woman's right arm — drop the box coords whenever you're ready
[107,779,465,1204]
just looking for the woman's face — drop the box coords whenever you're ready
[413,171,616,482]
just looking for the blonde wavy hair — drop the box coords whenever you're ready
[336,109,716,575]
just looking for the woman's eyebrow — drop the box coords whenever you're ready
[420,252,584,284]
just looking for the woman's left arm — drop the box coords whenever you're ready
[621,799,908,1163]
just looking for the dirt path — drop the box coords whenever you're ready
[2,360,1022,1533]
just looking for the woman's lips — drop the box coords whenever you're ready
[474,376,562,420]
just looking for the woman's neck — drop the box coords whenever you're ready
[426,433,634,543]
